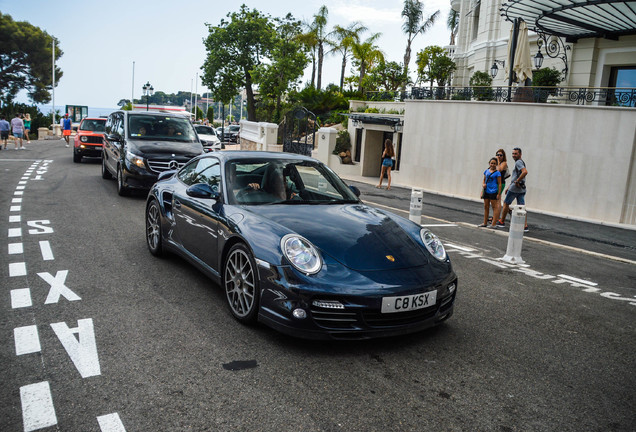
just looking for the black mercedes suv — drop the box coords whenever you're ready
[101,110,203,196]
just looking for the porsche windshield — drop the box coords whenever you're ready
[226,159,359,205]
[128,115,197,142]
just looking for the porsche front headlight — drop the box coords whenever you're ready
[281,234,322,275]
[420,229,447,261]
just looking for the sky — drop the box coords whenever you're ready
[3,0,452,112]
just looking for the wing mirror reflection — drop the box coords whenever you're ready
[349,185,361,197]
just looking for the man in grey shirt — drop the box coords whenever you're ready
[497,147,528,231]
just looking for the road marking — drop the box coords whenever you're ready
[39,241,54,261]
[444,242,475,252]
[557,274,598,286]
[9,243,23,254]
[16,185,26,190]
[11,289,33,308]
[9,262,27,277]
[8,227,22,237]
[9,214,21,222]
[97,413,127,432]
[14,325,41,355]
[10,205,21,211]
[38,270,81,304]
[12,197,22,203]
[422,223,457,227]
[51,318,101,378]
[20,382,58,431]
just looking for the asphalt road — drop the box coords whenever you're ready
[1,141,635,432]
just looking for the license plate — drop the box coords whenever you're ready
[381,290,437,313]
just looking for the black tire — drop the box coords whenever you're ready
[146,199,163,256]
[101,156,112,179]
[224,243,260,323]
[117,165,130,196]
[73,152,82,163]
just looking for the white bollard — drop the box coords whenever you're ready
[502,205,526,264]
[409,188,423,224]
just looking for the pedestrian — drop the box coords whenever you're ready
[0,115,10,150]
[497,147,528,231]
[376,138,395,190]
[62,113,72,147]
[495,148,509,221]
[23,113,32,143]
[10,113,25,149]
[479,157,501,227]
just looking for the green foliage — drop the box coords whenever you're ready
[416,46,455,87]
[332,129,351,155]
[202,6,276,120]
[122,103,133,111]
[287,85,348,115]
[1,103,53,131]
[350,34,384,93]
[469,71,494,101]
[206,106,215,121]
[0,13,63,105]
[363,60,407,92]
[192,106,204,120]
[364,107,379,113]
[532,67,562,89]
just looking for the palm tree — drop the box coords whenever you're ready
[401,0,440,85]
[312,5,329,90]
[350,33,384,94]
[447,8,459,45]
[328,22,368,91]
[299,22,318,87]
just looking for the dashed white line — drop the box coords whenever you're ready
[9,214,21,222]
[20,381,58,431]
[11,289,33,309]
[9,262,27,277]
[14,325,41,355]
[557,274,598,286]
[12,197,22,203]
[97,413,127,432]
[8,243,23,254]
[422,223,458,227]
[10,205,21,211]
[8,227,22,237]
[444,242,475,252]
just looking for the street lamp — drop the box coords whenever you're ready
[142,81,154,111]
[533,49,544,69]
[490,60,505,79]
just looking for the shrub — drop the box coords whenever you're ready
[332,129,351,155]
[469,71,494,101]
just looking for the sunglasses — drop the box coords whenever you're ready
[496,153,503,156]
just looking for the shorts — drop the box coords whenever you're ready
[504,191,526,205]
[1,131,8,139]
[13,132,23,138]
[63,130,71,136]
[483,192,498,200]
[382,158,392,167]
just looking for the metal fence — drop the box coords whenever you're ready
[365,86,636,107]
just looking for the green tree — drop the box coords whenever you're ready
[469,70,493,101]
[252,14,308,122]
[202,5,276,121]
[328,22,367,91]
[416,45,450,87]
[401,0,439,88]
[299,20,318,88]
[350,34,384,95]
[311,5,330,90]
[0,13,63,105]
[447,8,459,46]
[363,60,407,92]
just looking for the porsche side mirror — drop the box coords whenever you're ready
[187,183,221,200]
[349,185,361,197]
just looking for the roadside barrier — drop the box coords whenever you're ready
[502,205,526,264]
[410,188,423,224]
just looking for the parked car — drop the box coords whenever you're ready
[101,110,203,196]
[194,125,224,152]
[145,151,457,339]
[216,124,240,143]
[73,117,107,163]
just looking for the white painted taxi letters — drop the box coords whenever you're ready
[27,220,54,235]
[51,318,101,378]
[38,270,81,304]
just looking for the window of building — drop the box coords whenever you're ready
[608,66,636,107]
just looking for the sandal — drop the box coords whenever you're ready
[477,223,487,227]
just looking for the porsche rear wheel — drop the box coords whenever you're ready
[146,200,163,256]
[224,244,259,323]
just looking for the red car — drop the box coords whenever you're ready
[73,117,107,163]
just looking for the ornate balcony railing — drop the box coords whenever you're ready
[365,86,636,107]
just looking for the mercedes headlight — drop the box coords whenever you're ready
[281,234,322,275]
[420,229,447,261]
[126,150,145,168]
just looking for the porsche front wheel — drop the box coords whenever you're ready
[224,244,259,323]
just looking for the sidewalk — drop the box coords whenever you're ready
[341,174,636,264]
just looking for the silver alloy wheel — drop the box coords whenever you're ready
[146,202,160,252]
[225,248,256,318]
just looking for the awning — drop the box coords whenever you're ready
[345,113,402,127]
[501,0,636,42]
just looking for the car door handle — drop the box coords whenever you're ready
[174,199,181,209]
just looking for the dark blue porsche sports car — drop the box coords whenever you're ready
[145,151,457,340]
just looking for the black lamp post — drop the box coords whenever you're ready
[142,81,154,111]
[534,49,544,69]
